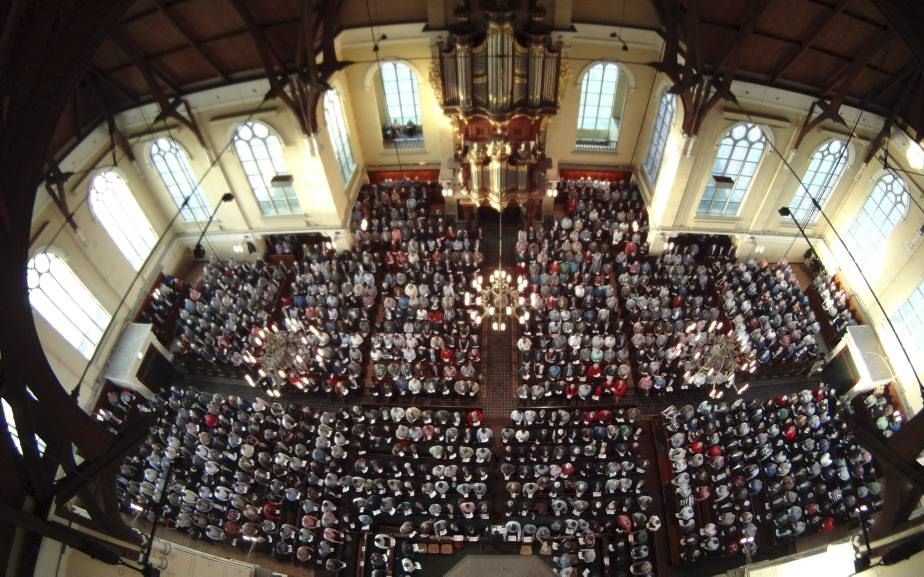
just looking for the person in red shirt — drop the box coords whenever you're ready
[587,363,602,379]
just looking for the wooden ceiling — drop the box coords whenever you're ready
[47,0,924,164]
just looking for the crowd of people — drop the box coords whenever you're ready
[513,179,647,402]
[174,260,289,369]
[251,242,381,396]
[111,171,898,577]
[117,387,352,570]
[116,385,491,572]
[715,259,821,372]
[812,268,860,343]
[620,248,728,396]
[354,183,485,399]
[500,407,660,576]
[662,385,882,564]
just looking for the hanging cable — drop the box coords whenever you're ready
[57,93,277,398]
[727,87,924,402]
[365,0,404,172]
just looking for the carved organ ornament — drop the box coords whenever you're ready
[436,0,562,208]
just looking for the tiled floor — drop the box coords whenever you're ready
[482,316,517,419]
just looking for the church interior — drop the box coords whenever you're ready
[4,1,924,577]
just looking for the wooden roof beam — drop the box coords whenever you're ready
[109,33,181,95]
[822,29,893,94]
[228,0,290,78]
[684,0,704,74]
[87,74,136,164]
[770,0,849,82]
[860,62,916,110]
[873,0,924,74]
[713,0,773,73]
[42,164,77,232]
[152,0,231,81]
[87,65,141,105]
[863,73,916,164]
[650,0,683,83]
[111,32,205,147]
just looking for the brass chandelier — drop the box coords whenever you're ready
[687,330,756,399]
[467,188,528,331]
[242,322,309,396]
[470,268,528,331]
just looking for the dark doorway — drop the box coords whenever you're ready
[478,204,519,268]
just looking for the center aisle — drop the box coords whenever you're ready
[482,302,517,421]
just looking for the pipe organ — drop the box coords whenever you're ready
[436,0,561,208]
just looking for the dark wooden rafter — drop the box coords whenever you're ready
[848,396,924,540]
[152,0,231,82]
[863,71,919,165]
[110,32,206,147]
[1,386,54,506]
[109,33,180,94]
[794,29,895,149]
[87,74,136,164]
[229,0,311,134]
[688,0,771,135]
[88,65,141,105]
[42,164,77,232]
[318,0,350,80]
[770,0,850,82]
[821,28,893,94]
[72,84,85,142]
[655,0,771,136]
[230,0,347,137]
[713,0,772,72]
[651,0,701,135]
[873,0,924,74]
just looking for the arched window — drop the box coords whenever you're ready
[698,123,768,217]
[845,172,910,267]
[576,63,627,151]
[232,121,301,216]
[2,393,46,457]
[378,62,423,148]
[642,91,676,183]
[27,253,111,359]
[150,138,211,222]
[89,171,157,270]
[891,278,924,373]
[325,89,357,183]
[787,139,848,224]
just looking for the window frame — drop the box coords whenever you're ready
[787,139,849,224]
[642,90,676,184]
[232,120,301,216]
[380,61,422,126]
[575,62,625,151]
[2,397,46,457]
[89,170,158,270]
[697,122,768,217]
[891,279,924,373]
[324,89,357,184]
[149,138,211,223]
[844,171,910,267]
[26,252,112,359]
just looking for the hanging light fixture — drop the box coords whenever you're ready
[468,158,528,331]
[243,321,307,393]
[686,331,746,399]
[470,268,528,331]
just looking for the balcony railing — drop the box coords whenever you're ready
[575,139,618,152]
[384,136,425,150]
